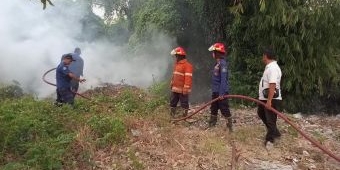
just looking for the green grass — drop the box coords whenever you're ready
[127,148,145,170]
[233,125,264,143]
[0,82,169,169]
[199,137,228,155]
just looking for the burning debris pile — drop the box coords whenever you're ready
[81,83,144,99]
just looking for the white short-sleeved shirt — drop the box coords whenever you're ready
[259,61,282,100]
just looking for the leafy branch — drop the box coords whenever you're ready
[40,0,54,9]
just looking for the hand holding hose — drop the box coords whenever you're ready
[79,78,86,83]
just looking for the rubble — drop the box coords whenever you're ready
[336,114,340,119]
[246,159,293,170]
[131,129,141,137]
[292,112,303,119]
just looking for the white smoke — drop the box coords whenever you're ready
[0,0,173,98]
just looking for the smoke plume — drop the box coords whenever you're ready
[0,0,173,98]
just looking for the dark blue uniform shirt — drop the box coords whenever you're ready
[56,63,72,89]
[212,58,229,96]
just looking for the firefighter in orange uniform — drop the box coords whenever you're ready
[170,47,193,117]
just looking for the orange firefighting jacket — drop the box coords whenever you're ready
[171,59,193,94]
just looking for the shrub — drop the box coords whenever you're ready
[114,89,141,113]
[0,97,74,169]
[87,116,126,148]
[0,82,24,100]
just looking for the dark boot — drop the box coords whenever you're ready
[226,116,233,132]
[183,109,188,117]
[208,115,217,127]
[170,107,176,118]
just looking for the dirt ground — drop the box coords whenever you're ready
[83,85,340,170]
[94,107,340,170]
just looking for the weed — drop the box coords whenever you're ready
[0,97,74,169]
[127,148,144,170]
[87,116,126,148]
[148,81,169,97]
[336,132,340,141]
[114,89,141,113]
[311,131,327,144]
[287,126,299,138]
[0,82,24,100]
[0,83,173,169]
[234,125,263,143]
[199,137,227,154]
[1,163,29,170]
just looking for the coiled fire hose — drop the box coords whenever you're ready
[43,68,340,163]
[172,94,340,163]
[42,68,91,100]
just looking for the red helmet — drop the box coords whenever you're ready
[171,47,186,56]
[208,43,226,53]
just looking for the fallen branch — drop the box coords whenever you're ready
[174,139,185,151]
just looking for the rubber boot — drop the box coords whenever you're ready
[226,116,233,132]
[208,115,217,127]
[170,107,176,118]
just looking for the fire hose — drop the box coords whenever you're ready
[43,68,340,163]
[172,94,340,163]
[42,68,91,100]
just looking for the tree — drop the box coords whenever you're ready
[230,0,340,112]
[40,0,54,9]
[34,0,340,112]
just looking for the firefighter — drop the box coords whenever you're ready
[169,47,193,118]
[56,54,86,106]
[61,47,84,99]
[208,43,233,132]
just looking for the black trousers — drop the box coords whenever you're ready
[170,92,189,109]
[210,92,231,117]
[257,99,281,142]
[56,88,74,105]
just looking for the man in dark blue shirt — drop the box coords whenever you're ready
[56,54,86,105]
[208,43,233,132]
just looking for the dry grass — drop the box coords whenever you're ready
[78,87,340,170]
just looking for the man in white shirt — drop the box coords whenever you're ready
[258,47,282,148]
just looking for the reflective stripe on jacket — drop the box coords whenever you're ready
[171,59,193,94]
[212,58,229,96]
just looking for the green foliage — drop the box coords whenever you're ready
[103,18,130,44]
[24,134,73,169]
[148,81,169,97]
[0,97,73,169]
[114,89,141,113]
[0,90,141,168]
[145,81,169,111]
[129,0,181,45]
[0,82,24,100]
[230,0,340,112]
[35,0,340,112]
[87,116,126,147]
[127,148,144,169]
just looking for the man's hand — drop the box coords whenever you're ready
[218,95,224,100]
[183,89,189,95]
[79,78,86,83]
[265,100,272,109]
